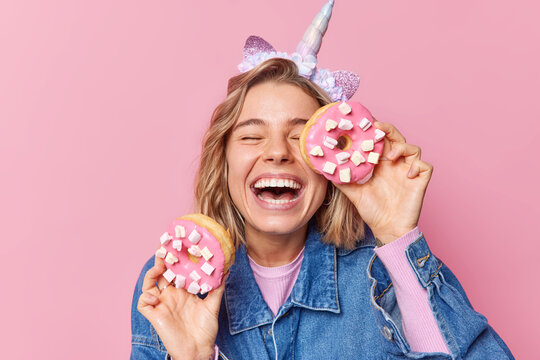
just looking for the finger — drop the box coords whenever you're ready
[379,137,393,160]
[137,289,161,314]
[204,272,229,315]
[153,257,171,290]
[373,120,406,144]
[386,143,422,164]
[142,256,167,292]
[407,159,434,179]
[140,291,160,306]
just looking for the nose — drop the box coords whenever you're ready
[262,137,293,164]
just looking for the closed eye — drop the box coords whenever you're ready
[241,137,262,140]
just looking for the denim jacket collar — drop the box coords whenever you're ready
[224,222,339,335]
[290,223,340,313]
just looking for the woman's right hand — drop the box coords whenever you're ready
[137,256,226,360]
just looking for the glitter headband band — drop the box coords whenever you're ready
[237,0,360,101]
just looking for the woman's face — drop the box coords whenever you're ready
[225,81,328,239]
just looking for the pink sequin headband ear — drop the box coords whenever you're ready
[237,0,360,102]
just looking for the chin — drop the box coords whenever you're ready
[250,214,310,237]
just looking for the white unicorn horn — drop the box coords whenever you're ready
[296,0,335,59]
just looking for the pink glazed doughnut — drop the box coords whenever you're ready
[155,214,235,295]
[299,101,385,184]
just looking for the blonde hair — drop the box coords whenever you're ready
[194,58,365,249]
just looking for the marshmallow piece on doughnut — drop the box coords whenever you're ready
[165,252,179,265]
[201,246,213,261]
[338,101,352,115]
[160,232,172,245]
[336,152,351,164]
[368,152,380,164]
[309,145,324,157]
[172,240,182,251]
[361,140,374,152]
[322,161,337,175]
[359,118,372,131]
[323,136,338,149]
[163,269,176,283]
[188,245,202,257]
[187,281,201,294]
[374,129,386,142]
[351,151,366,166]
[190,270,201,282]
[201,262,215,276]
[339,168,351,183]
[200,283,212,294]
[175,225,185,238]
[188,229,201,244]
[325,119,338,131]
[338,119,354,130]
[155,246,167,259]
[175,274,186,288]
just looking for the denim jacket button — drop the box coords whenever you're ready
[267,328,273,336]
[382,326,393,341]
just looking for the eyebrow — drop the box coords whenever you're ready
[233,117,308,131]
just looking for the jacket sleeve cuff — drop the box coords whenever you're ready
[373,228,450,354]
[367,230,449,356]
[374,227,443,288]
[405,231,443,288]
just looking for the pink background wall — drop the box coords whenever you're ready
[1,0,538,358]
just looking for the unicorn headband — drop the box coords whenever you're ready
[237,0,360,102]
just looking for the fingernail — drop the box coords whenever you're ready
[408,168,415,178]
[387,151,396,159]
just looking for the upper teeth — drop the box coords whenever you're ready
[253,178,301,189]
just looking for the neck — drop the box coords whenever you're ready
[245,224,308,267]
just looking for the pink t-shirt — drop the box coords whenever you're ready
[248,247,305,316]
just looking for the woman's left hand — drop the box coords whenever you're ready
[334,120,433,245]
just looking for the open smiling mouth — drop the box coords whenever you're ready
[251,178,303,205]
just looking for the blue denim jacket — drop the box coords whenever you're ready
[131,223,514,360]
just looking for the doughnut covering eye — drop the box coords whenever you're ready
[299,101,385,184]
[155,214,235,295]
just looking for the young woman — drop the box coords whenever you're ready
[130,58,514,360]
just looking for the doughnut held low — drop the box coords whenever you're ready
[155,213,235,295]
